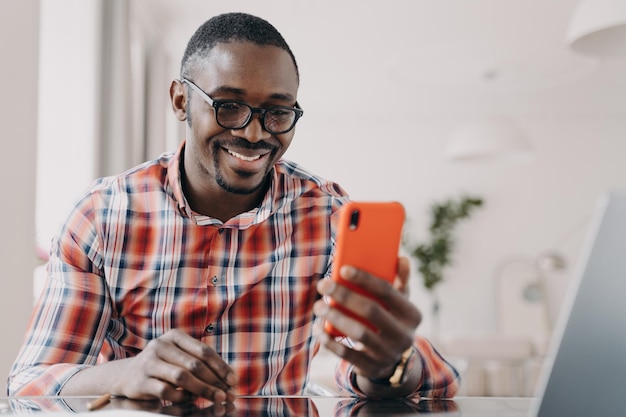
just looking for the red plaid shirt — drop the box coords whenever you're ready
[9,142,459,398]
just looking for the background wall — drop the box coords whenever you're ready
[0,0,39,385]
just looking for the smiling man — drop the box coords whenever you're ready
[8,13,459,402]
[175,39,300,220]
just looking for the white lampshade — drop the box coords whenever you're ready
[566,0,626,58]
[445,117,533,162]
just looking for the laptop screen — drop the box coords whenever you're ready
[532,191,626,416]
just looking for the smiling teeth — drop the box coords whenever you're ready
[227,149,261,162]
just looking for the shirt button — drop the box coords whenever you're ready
[205,323,215,333]
[211,276,219,286]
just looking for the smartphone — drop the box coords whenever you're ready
[324,201,406,338]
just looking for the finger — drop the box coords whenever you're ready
[166,330,238,387]
[315,276,418,371]
[317,332,395,380]
[135,377,198,403]
[342,266,421,327]
[314,298,399,364]
[315,286,415,354]
[150,345,233,401]
[319,270,421,330]
[394,256,411,295]
[144,331,236,402]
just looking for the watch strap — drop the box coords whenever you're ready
[369,345,416,388]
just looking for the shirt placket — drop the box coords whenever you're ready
[203,227,229,339]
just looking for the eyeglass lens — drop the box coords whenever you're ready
[217,103,297,134]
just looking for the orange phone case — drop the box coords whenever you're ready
[324,201,405,338]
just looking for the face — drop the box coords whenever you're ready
[173,41,299,197]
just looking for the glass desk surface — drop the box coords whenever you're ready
[0,395,533,416]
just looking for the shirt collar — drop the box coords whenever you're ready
[166,140,276,228]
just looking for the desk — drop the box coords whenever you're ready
[0,396,533,416]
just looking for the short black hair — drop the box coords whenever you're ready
[180,12,299,81]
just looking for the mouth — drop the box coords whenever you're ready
[221,145,275,175]
[226,149,265,162]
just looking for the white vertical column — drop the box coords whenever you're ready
[0,0,40,381]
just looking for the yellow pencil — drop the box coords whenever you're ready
[86,393,111,411]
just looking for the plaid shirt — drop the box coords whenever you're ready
[8,142,459,398]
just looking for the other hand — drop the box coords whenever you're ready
[114,329,237,403]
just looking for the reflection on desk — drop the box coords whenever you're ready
[0,395,532,416]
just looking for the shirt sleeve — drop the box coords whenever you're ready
[333,334,461,399]
[7,191,111,396]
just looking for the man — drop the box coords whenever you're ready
[8,12,459,402]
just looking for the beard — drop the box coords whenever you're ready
[214,166,267,195]
[210,138,276,195]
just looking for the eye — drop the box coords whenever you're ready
[219,102,244,111]
[267,108,293,119]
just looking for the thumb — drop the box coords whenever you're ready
[394,256,411,296]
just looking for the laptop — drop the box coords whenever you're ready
[530,191,626,416]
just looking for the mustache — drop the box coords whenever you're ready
[221,137,277,151]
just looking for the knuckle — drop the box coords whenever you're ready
[162,328,178,339]
[144,339,164,355]
[331,284,349,303]
[412,307,422,326]
[349,322,371,342]
[351,323,368,341]
[214,361,230,377]
[199,344,215,358]
[145,338,159,348]
[199,386,212,400]
[400,333,413,349]
[362,299,381,317]
[171,368,188,385]
[186,358,204,374]
[378,279,394,301]
[400,302,422,327]
[154,382,173,399]
[196,384,223,403]
[206,387,222,402]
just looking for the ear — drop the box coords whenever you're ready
[170,79,187,122]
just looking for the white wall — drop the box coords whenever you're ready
[0,0,39,386]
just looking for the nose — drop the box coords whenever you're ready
[235,113,271,143]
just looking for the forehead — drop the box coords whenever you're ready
[191,41,299,99]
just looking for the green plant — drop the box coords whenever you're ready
[406,195,484,291]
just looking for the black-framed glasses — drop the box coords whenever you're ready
[181,78,303,135]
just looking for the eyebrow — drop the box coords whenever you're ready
[210,85,295,103]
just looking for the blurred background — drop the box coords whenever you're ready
[2,0,626,396]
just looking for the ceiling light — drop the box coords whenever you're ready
[566,0,626,58]
[445,116,533,162]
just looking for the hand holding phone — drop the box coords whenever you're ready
[324,201,405,338]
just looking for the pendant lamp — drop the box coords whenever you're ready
[566,0,626,58]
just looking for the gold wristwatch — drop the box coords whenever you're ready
[370,346,416,388]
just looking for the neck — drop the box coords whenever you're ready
[181,173,269,222]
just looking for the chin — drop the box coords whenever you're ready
[217,175,267,195]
